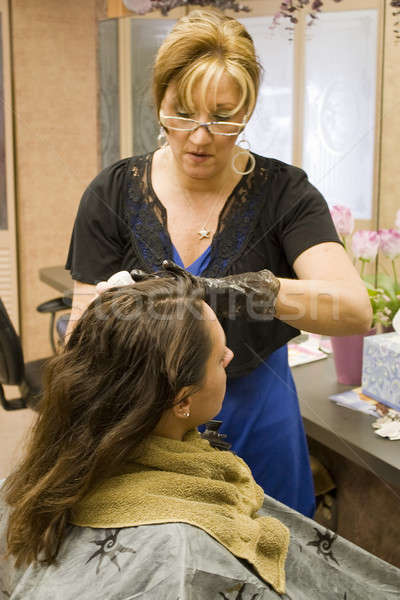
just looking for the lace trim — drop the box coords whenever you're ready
[125,152,272,276]
[126,154,173,272]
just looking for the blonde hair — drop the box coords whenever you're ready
[153,8,261,118]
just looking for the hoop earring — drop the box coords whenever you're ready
[157,126,168,149]
[231,138,255,176]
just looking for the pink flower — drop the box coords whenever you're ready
[351,230,380,261]
[395,209,400,231]
[330,205,354,237]
[122,0,153,14]
[379,229,400,260]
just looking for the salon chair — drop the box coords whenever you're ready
[36,296,71,353]
[0,298,48,411]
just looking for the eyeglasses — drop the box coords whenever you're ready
[159,112,247,136]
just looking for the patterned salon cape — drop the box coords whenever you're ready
[0,494,399,599]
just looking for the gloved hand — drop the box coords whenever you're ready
[95,271,135,295]
[130,260,281,320]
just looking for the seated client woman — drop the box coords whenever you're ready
[0,267,398,600]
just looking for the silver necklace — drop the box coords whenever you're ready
[183,187,227,240]
[165,148,227,240]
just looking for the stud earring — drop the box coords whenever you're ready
[183,411,190,418]
[231,136,255,176]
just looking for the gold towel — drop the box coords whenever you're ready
[71,430,289,594]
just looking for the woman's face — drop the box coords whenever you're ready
[159,73,247,181]
[188,302,234,425]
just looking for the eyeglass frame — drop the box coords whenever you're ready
[159,111,248,136]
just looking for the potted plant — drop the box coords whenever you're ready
[329,206,400,385]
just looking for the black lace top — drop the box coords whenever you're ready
[66,152,340,377]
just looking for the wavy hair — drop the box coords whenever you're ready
[153,8,261,118]
[3,269,211,567]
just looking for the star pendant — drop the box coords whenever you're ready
[198,228,211,239]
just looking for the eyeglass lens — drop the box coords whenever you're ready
[162,117,242,135]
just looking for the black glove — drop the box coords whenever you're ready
[130,261,280,321]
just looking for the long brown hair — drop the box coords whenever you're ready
[3,271,210,567]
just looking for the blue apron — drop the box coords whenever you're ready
[172,245,315,517]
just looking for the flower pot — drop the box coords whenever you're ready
[330,328,376,386]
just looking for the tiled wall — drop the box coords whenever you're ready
[11,0,104,360]
[379,9,400,230]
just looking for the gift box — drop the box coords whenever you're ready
[362,332,400,410]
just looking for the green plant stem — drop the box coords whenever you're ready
[393,259,399,290]
[360,259,366,278]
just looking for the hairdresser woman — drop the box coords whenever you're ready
[65,9,371,517]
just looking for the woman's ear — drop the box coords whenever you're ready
[172,389,192,420]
